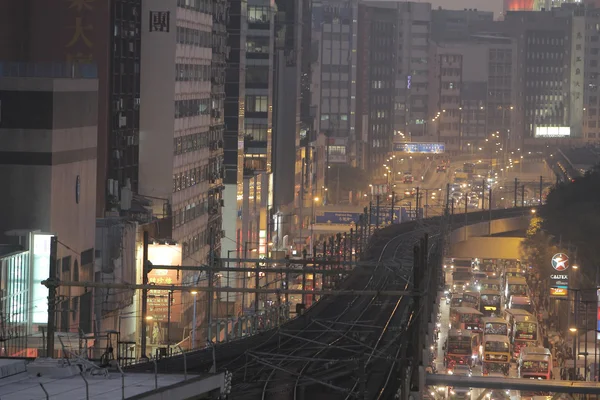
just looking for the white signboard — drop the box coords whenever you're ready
[534,127,571,138]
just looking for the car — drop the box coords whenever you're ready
[436,165,447,173]
[404,188,416,197]
[403,174,414,184]
[451,191,463,200]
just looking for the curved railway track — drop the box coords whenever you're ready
[126,207,533,398]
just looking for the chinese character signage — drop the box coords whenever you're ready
[570,16,585,137]
[147,244,182,323]
[65,0,96,63]
[393,142,445,154]
[149,11,171,32]
[315,212,361,225]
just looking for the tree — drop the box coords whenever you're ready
[520,215,558,280]
[539,164,600,277]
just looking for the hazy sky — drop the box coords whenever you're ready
[422,0,503,17]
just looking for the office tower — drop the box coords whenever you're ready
[273,0,304,215]
[139,0,225,343]
[222,0,247,296]
[356,1,431,173]
[311,0,358,168]
[105,0,142,215]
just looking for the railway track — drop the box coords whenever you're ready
[218,217,442,399]
[125,206,533,396]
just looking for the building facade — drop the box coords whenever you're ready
[311,0,358,168]
[139,0,225,345]
[0,66,98,341]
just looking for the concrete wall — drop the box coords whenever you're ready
[448,215,530,259]
[449,237,524,259]
[448,216,530,244]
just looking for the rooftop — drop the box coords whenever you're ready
[0,359,224,400]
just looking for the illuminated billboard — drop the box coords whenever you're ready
[534,127,571,138]
[147,244,182,323]
[550,287,568,297]
[393,142,445,153]
[31,233,55,324]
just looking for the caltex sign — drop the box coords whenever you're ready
[551,253,569,271]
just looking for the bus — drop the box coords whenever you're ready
[519,349,552,380]
[469,272,488,290]
[509,312,538,358]
[481,334,511,376]
[445,329,479,369]
[482,317,509,337]
[479,261,498,278]
[479,278,502,292]
[505,276,528,301]
[462,291,480,310]
[508,295,533,314]
[450,306,483,333]
[450,291,464,308]
[452,271,472,291]
[451,258,473,273]
[480,290,502,317]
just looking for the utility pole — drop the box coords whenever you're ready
[514,177,518,208]
[46,236,58,358]
[539,175,543,205]
[167,291,172,355]
[390,191,395,224]
[424,189,428,218]
[376,195,380,229]
[481,178,486,211]
[141,230,149,360]
[415,187,420,218]
[445,183,450,216]
[207,228,215,343]
[521,185,525,207]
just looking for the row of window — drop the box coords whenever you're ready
[175,98,210,118]
[525,51,564,60]
[527,37,564,46]
[248,6,271,24]
[177,0,212,14]
[246,95,269,113]
[320,114,349,121]
[176,26,212,48]
[180,227,208,259]
[174,131,209,155]
[247,37,271,54]
[246,123,269,141]
[173,197,208,228]
[176,63,211,82]
[173,165,211,192]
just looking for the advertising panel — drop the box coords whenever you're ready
[147,244,182,323]
[393,142,445,153]
[534,127,571,138]
[31,233,55,324]
[550,252,569,297]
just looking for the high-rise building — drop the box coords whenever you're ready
[0,64,99,342]
[503,0,578,13]
[499,8,578,148]
[222,0,247,302]
[311,0,358,168]
[581,6,600,143]
[273,0,304,215]
[355,1,431,173]
[139,0,225,343]
[105,0,142,215]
